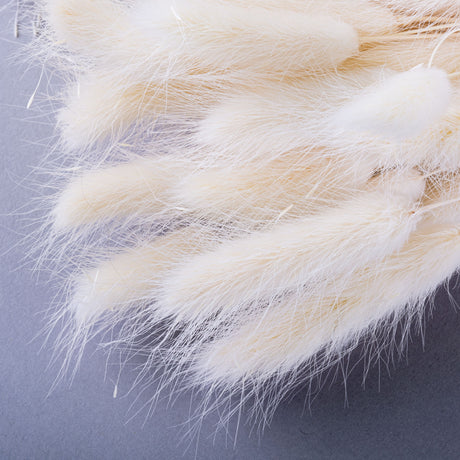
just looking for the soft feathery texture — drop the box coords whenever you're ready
[159,171,425,322]
[28,0,460,430]
[70,225,218,324]
[334,66,452,140]
[197,177,460,386]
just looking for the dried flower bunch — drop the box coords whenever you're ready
[32,0,460,420]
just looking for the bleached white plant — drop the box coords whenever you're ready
[26,0,460,428]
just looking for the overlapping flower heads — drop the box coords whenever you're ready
[34,0,460,420]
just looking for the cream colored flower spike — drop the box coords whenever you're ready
[32,0,460,424]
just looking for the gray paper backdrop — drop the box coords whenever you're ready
[1,4,460,459]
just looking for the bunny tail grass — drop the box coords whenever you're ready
[334,66,452,140]
[197,221,460,386]
[132,1,360,75]
[30,0,460,431]
[53,157,190,230]
[70,226,216,325]
[158,170,425,322]
[46,0,127,54]
[172,152,375,223]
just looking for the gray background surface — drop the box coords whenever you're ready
[1,4,460,459]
